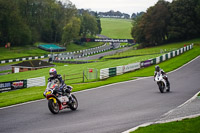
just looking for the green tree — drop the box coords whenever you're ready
[168,0,199,41]
[195,0,200,35]
[95,12,102,34]
[80,11,98,38]
[0,0,31,46]
[62,17,81,45]
[16,0,77,44]
[131,0,170,47]
[145,0,170,45]
[131,15,146,46]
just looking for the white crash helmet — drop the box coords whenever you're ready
[49,68,57,77]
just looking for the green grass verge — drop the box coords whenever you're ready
[0,42,199,107]
[0,46,49,60]
[101,18,133,39]
[0,70,11,73]
[131,116,200,133]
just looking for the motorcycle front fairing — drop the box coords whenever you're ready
[155,74,166,83]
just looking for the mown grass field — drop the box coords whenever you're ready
[132,116,200,133]
[0,45,49,60]
[101,18,133,39]
[0,39,199,107]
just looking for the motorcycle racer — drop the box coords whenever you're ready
[154,65,170,87]
[44,68,73,104]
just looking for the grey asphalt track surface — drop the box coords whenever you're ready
[0,56,200,133]
[0,65,12,71]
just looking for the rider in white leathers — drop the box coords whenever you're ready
[154,65,170,87]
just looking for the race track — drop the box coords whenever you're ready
[0,56,200,133]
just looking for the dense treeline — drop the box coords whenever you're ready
[0,0,101,47]
[131,0,200,47]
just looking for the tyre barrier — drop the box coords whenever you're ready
[100,44,193,79]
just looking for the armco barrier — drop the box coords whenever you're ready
[0,54,50,64]
[100,44,193,79]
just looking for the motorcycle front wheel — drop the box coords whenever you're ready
[158,82,165,93]
[69,94,78,111]
[48,99,59,114]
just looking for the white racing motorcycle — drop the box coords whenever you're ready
[155,73,170,93]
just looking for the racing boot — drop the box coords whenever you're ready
[166,79,170,92]
[67,93,74,104]
[166,79,170,87]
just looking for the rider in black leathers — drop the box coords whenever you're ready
[44,68,73,103]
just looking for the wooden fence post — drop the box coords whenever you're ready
[83,71,84,83]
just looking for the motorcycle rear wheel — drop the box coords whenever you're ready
[69,94,78,111]
[48,99,59,114]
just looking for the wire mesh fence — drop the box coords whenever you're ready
[63,68,98,84]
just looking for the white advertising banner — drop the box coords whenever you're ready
[27,76,46,88]
[123,62,140,73]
